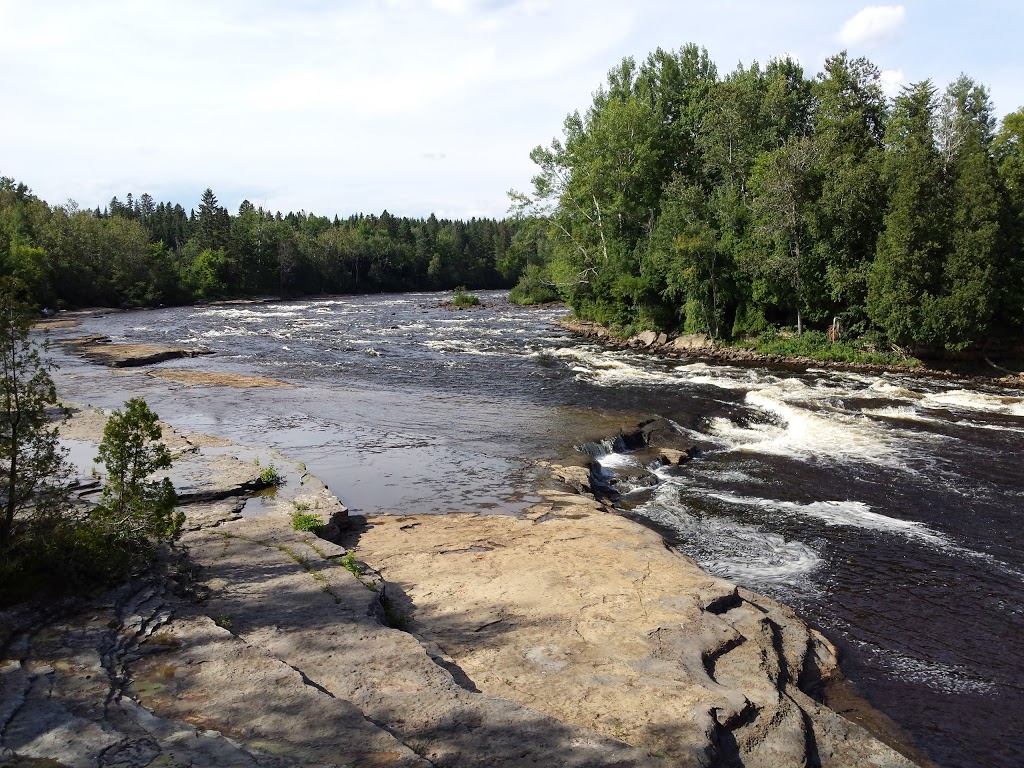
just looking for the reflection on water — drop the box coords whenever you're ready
[42,290,1024,768]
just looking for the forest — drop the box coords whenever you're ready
[511,46,1024,355]
[0,182,535,309]
[3,45,1023,357]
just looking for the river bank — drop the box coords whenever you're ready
[0,392,922,766]
[556,318,1024,388]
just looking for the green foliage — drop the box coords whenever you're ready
[340,550,364,577]
[0,518,139,605]
[0,278,71,553]
[0,179,529,310]
[740,328,919,366]
[257,461,283,486]
[290,507,325,533]
[510,44,1024,358]
[93,398,182,545]
[509,263,560,305]
[452,286,480,306]
[0,287,184,605]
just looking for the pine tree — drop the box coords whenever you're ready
[0,278,71,552]
[93,397,181,545]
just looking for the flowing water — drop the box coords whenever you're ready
[44,290,1024,768]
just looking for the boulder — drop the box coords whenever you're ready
[673,334,712,351]
[59,337,213,368]
[357,510,921,768]
[549,464,594,495]
[636,330,658,347]
[657,448,696,466]
[616,418,695,455]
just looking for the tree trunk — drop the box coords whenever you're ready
[2,427,16,551]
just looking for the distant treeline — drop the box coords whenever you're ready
[0,182,542,308]
[512,46,1024,353]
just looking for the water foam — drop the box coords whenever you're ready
[861,405,940,424]
[922,389,1024,417]
[705,492,949,545]
[868,379,926,400]
[849,640,996,696]
[733,386,912,465]
[422,339,502,356]
[638,481,822,586]
[201,308,303,320]
[596,452,643,470]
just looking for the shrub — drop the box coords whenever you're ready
[340,550,364,576]
[254,458,283,486]
[741,327,920,366]
[452,286,480,307]
[93,398,182,545]
[509,264,560,305]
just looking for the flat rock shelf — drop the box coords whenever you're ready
[0,407,920,767]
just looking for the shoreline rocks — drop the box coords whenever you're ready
[131,369,294,388]
[556,317,1024,386]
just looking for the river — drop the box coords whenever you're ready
[44,290,1024,768]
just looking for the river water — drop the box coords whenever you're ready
[44,290,1024,768]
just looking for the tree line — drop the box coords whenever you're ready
[0,182,539,309]
[512,46,1024,354]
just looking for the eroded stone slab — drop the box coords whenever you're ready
[353,504,919,768]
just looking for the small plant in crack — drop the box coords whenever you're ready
[340,551,364,577]
[291,506,325,534]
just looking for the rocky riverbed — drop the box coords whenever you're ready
[0,398,923,767]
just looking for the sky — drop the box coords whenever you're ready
[2,1,1022,220]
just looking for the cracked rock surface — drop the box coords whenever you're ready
[1,412,922,767]
[353,487,921,768]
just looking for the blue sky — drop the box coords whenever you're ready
[2,1,1021,219]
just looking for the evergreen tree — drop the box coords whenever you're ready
[0,278,71,552]
[867,81,947,346]
[994,108,1024,326]
[93,397,181,545]
[935,77,1004,348]
[809,52,887,324]
[195,188,230,251]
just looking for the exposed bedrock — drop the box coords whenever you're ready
[58,334,213,368]
[354,493,918,768]
[0,410,919,767]
[581,417,699,500]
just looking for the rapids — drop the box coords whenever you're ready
[44,290,1024,768]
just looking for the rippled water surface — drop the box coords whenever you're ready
[45,291,1024,768]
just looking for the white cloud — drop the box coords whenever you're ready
[4,1,1022,217]
[879,69,904,98]
[838,5,905,47]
